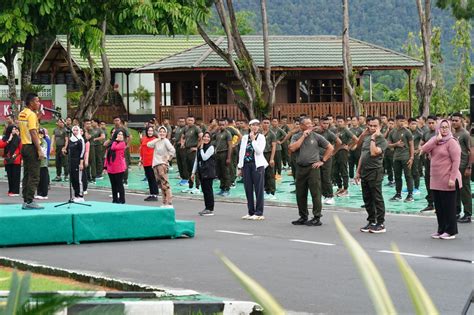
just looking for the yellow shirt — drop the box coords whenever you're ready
[18,107,39,144]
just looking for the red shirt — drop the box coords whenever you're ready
[140,136,157,167]
[0,139,22,165]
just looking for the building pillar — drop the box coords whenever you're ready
[155,73,161,122]
[126,72,130,120]
[200,72,205,121]
[406,69,412,115]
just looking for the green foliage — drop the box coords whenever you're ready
[206,10,257,35]
[437,0,474,20]
[132,85,151,109]
[66,91,82,108]
[217,252,284,315]
[450,19,473,112]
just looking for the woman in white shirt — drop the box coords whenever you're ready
[147,126,176,206]
[191,132,216,216]
[237,119,268,220]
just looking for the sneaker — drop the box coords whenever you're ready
[124,181,128,187]
[291,217,308,225]
[324,197,335,205]
[144,195,158,202]
[413,188,420,195]
[96,176,104,180]
[160,204,173,208]
[369,223,386,234]
[334,188,344,195]
[34,195,48,200]
[387,181,395,187]
[305,217,322,226]
[83,191,88,195]
[109,194,113,198]
[241,214,252,220]
[389,194,402,202]
[22,202,44,210]
[421,205,435,212]
[73,197,85,202]
[199,209,214,216]
[8,193,19,197]
[250,215,265,220]
[264,193,276,200]
[337,189,349,197]
[220,190,230,197]
[439,233,455,240]
[179,179,189,186]
[181,188,192,193]
[215,190,224,196]
[230,183,236,188]
[191,188,202,194]
[52,176,62,182]
[404,194,414,202]
[64,176,69,181]
[457,215,471,223]
[360,222,375,233]
[431,232,441,239]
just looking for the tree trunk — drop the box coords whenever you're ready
[342,0,360,117]
[3,47,18,106]
[21,36,34,101]
[416,0,433,117]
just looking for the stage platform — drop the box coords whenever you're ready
[0,202,194,247]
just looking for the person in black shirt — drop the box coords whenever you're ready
[67,125,85,201]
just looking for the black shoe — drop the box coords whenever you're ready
[385,181,394,187]
[360,222,375,233]
[458,215,471,223]
[360,204,366,208]
[144,195,158,201]
[369,223,386,234]
[420,205,435,212]
[389,194,402,202]
[199,209,214,216]
[404,194,414,202]
[305,217,322,226]
[456,214,461,220]
[291,217,308,225]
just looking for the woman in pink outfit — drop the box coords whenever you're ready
[106,131,127,204]
[421,119,462,240]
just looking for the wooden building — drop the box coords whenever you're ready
[136,35,423,122]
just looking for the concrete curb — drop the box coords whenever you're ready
[0,257,263,314]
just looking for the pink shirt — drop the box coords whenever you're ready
[422,137,462,191]
[106,141,126,174]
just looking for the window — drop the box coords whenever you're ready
[298,79,343,103]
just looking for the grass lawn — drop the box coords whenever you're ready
[0,267,114,291]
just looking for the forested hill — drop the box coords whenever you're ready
[233,0,464,87]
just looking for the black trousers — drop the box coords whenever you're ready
[393,159,413,194]
[242,161,265,216]
[320,157,334,198]
[144,165,159,195]
[186,149,199,189]
[433,186,458,235]
[281,142,289,167]
[424,158,434,207]
[361,169,385,224]
[348,149,361,179]
[201,178,215,211]
[176,146,187,179]
[216,151,231,191]
[383,154,394,182]
[109,172,125,203]
[274,150,282,175]
[55,145,68,177]
[5,164,21,194]
[334,149,349,189]
[264,152,276,194]
[37,167,50,197]
[82,169,88,192]
[69,159,83,198]
[412,155,421,189]
[456,168,472,216]
[295,164,322,219]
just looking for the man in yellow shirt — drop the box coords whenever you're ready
[18,93,45,209]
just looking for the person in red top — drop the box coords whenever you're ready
[106,130,127,204]
[140,126,159,201]
[0,125,22,196]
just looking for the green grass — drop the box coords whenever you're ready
[0,268,108,291]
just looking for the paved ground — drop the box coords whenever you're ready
[0,182,472,314]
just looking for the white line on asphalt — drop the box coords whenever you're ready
[289,239,335,246]
[215,230,254,236]
[377,250,430,258]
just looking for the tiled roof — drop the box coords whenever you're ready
[54,35,204,70]
[137,35,423,71]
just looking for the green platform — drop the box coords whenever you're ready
[0,202,194,247]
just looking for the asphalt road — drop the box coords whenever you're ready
[0,182,472,314]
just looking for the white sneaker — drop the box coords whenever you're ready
[83,191,88,195]
[264,193,276,200]
[181,188,192,193]
[190,188,201,194]
[35,195,48,200]
[250,215,265,220]
[241,214,252,220]
[324,197,335,205]
[73,197,85,202]
[108,194,113,198]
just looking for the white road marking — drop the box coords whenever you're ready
[215,230,254,236]
[289,239,335,246]
[377,250,430,258]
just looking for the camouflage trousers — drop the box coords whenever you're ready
[153,164,172,205]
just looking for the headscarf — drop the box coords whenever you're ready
[2,125,20,158]
[197,132,213,164]
[157,125,168,136]
[435,119,455,145]
[107,130,124,164]
[69,125,83,143]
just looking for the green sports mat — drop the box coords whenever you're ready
[0,202,194,247]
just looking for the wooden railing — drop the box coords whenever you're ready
[160,101,411,123]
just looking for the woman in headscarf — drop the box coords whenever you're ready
[147,126,176,207]
[191,132,216,216]
[0,125,22,196]
[140,126,159,201]
[35,128,50,200]
[107,130,127,203]
[67,125,86,202]
[421,119,462,240]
